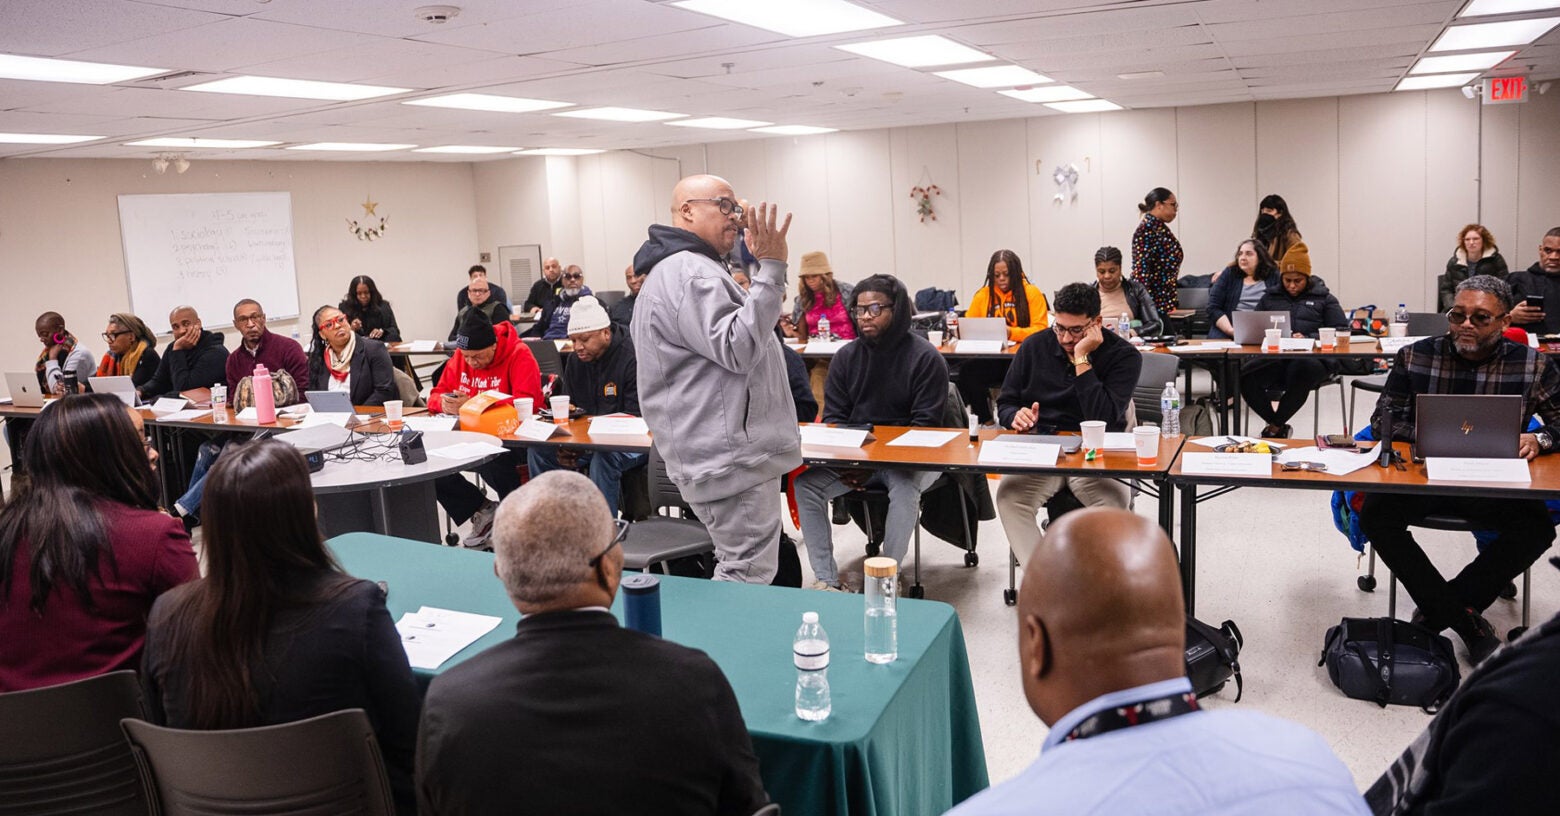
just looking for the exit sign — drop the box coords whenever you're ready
[1485,76,1528,104]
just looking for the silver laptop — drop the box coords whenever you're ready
[3,372,45,408]
[305,390,356,414]
[1231,311,1291,345]
[89,375,138,408]
[275,422,355,456]
[959,317,1010,343]
[1413,394,1523,460]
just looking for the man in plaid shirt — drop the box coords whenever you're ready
[1362,275,1558,665]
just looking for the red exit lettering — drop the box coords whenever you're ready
[1489,76,1527,102]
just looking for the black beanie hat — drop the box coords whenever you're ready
[456,310,497,350]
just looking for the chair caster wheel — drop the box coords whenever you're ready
[964,552,979,567]
[445,532,460,547]
[906,585,925,599]
[1003,589,1017,606]
[1357,575,1377,592]
[865,542,881,557]
[1509,626,1527,642]
[1499,581,1518,601]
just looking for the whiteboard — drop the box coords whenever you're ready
[117,192,300,329]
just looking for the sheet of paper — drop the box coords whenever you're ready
[395,607,503,670]
[1425,457,1532,484]
[1180,452,1274,476]
[1101,432,1137,450]
[1187,436,1288,450]
[1278,338,1314,352]
[234,407,258,420]
[803,340,851,354]
[514,418,566,441]
[1347,336,1378,346]
[157,408,213,422]
[0,397,11,405]
[978,439,1060,467]
[150,396,190,414]
[799,425,870,448]
[1169,341,1240,353]
[885,429,961,448]
[405,340,438,352]
[1378,336,1427,354]
[1275,444,1381,476]
[589,415,649,435]
[428,441,507,461]
[401,415,457,433]
[950,340,1005,355]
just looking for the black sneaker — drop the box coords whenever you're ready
[1451,607,1501,665]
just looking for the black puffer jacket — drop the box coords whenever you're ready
[1255,275,1348,338]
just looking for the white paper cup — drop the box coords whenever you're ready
[384,400,403,424]
[516,397,533,420]
[1080,420,1106,451]
[1133,425,1161,466]
[550,395,570,423]
[1318,327,1336,349]
[1264,328,1281,349]
[1389,322,1407,337]
[928,330,944,347]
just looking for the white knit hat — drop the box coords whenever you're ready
[567,295,611,335]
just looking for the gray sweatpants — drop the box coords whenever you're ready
[996,474,1130,565]
[688,477,783,583]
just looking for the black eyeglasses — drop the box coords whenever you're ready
[588,519,631,568]
[852,303,889,318]
[1052,322,1091,338]
[685,197,745,217]
[1446,309,1505,328]
[101,329,132,342]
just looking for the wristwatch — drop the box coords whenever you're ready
[1537,430,1553,452]
[1071,355,1091,366]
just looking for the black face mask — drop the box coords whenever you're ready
[1255,212,1278,239]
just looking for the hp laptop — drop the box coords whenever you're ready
[1231,311,1292,345]
[275,422,355,457]
[1413,394,1523,460]
[89,375,139,408]
[3,372,45,408]
[958,317,1010,343]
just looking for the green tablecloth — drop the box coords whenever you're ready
[330,532,989,816]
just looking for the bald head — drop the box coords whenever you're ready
[491,470,621,613]
[671,174,741,255]
[1017,508,1186,726]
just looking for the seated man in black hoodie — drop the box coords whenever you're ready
[793,275,948,591]
[526,296,646,518]
[1239,266,1348,438]
[995,282,1141,566]
[1508,226,1560,334]
[137,305,229,400]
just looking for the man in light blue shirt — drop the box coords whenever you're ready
[948,508,1367,816]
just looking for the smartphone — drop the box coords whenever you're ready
[1317,434,1357,449]
[1528,294,1545,311]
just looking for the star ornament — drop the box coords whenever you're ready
[361,197,378,216]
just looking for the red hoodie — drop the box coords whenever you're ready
[429,321,544,413]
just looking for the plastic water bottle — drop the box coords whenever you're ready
[211,383,227,423]
[252,364,276,424]
[1395,304,1410,326]
[1118,312,1132,336]
[1160,382,1182,437]
[794,612,831,721]
[864,557,898,664]
[817,316,832,342]
[946,310,959,340]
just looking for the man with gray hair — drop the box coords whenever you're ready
[1362,274,1560,665]
[415,471,768,815]
[631,174,797,583]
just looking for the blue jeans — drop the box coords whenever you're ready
[794,467,938,587]
[527,448,646,518]
[175,440,225,517]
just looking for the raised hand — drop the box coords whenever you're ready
[743,201,792,263]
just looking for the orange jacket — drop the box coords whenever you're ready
[965,282,1050,342]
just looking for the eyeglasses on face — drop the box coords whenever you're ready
[317,316,348,331]
[562,273,584,281]
[1446,309,1505,328]
[1052,322,1091,338]
[685,197,745,217]
[468,287,490,295]
[852,303,889,318]
[101,329,132,342]
[234,313,265,326]
[588,519,632,568]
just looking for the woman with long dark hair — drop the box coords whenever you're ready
[339,274,401,342]
[1131,187,1183,313]
[1207,239,1280,340]
[306,304,398,406]
[142,439,420,813]
[1252,194,1311,279]
[959,250,1050,425]
[783,251,856,341]
[0,393,196,691]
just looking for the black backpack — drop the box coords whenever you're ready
[1186,617,1244,701]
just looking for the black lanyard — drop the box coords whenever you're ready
[1063,691,1200,743]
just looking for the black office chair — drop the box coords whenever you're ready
[1358,514,1531,642]
[522,337,564,376]
[122,709,395,816]
[1175,286,1211,338]
[1348,312,1446,431]
[619,445,716,573]
[1133,351,1182,426]
[0,670,149,816]
[1243,371,1347,436]
[594,290,627,309]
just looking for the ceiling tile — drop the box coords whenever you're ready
[0,0,227,57]
[62,17,384,74]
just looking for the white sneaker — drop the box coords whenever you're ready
[462,500,499,549]
[808,580,846,592]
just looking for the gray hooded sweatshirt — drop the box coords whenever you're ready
[630,225,802,503]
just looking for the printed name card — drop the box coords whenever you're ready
[150,396,190,414]
[589,415,649,436]
[977,439,1060,467]
[514,418,569,442]
[1425,457,1531,484]
[950,340,1004,355]
[1179,452,1274,476]
[799,425,870,448]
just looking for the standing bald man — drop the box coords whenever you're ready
[949,508,1366,815]
[631,175,798,583]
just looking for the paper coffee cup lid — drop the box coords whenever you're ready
[864,556,898,578]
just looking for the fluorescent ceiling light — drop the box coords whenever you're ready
[0,53,166,84]
[1395,72,1480,90]
[1430,17,1560,51]
[1044,99,1123,113]
[1000,85,1094,103]
[0,132,101,144]
[750,125,838,135]
[1118,70,1165,80]
[670,0,901,37]
[666,116,773,129]
[125,137,280,149]
[1410,51,1515,73]
[403,93,572,113]
[934,64,1051,88]
[183,75,409,101]
[553,107,684,122]
[514,148,607,156]
[835,35,992,67]
[412,145,524,154]
[285,142,416,152]
[1461,0,1560,16]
